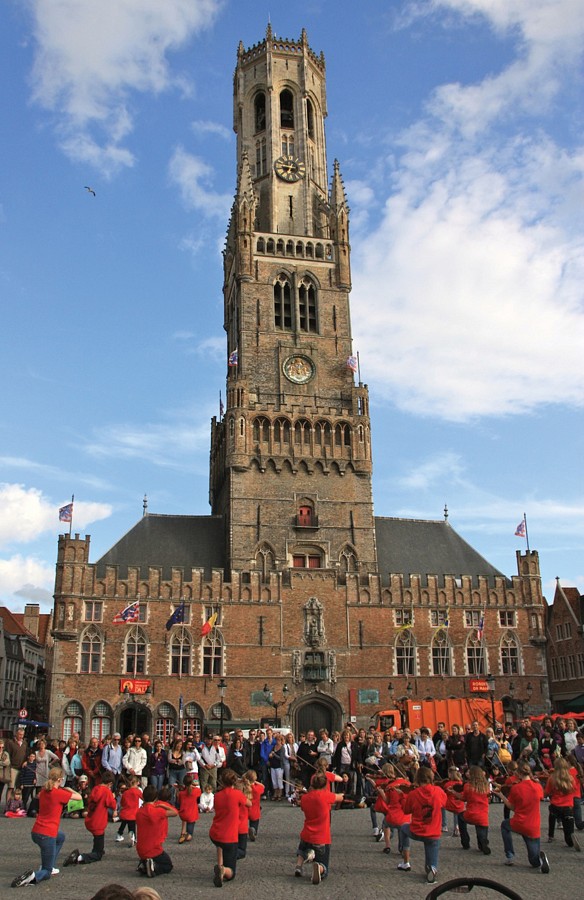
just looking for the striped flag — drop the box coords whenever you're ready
[515,518,526,538]
[59,503,73,523]
[113,600,140,624]
[346,355,358,373]
[201,612,218,636]
[228,349,238,367]
[477,613,485,642]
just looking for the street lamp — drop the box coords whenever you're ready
[387,681,395,704]
[486,673,496,728]
[508,680,533,719]
[218,678,227,736]
[263,683,289,727]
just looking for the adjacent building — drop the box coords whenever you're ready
[0,604,51,734]
[545,580,584,713]
[48,26,548,743]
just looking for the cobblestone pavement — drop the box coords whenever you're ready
[1,801,582,899]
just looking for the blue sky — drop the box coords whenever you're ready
[1,0,583,614]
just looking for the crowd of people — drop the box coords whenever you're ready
[3,713,584,888]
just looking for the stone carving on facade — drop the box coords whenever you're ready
[292,650,302,684]
[304,596,325,647]
[328,649,337,684]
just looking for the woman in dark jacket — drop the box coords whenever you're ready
[227,738,247,776]
[445,724,467,770]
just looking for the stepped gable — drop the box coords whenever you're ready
[374,517,508,587]
[95,513,225,580]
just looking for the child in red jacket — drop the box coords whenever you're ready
[455,766,491,854]
[116,775,142,845]
[369,764,411,854]
[177,773,201,843]
[396,766,446,884]
[545,757,580,850]
[63,771,116,865]
[441,767,466,846]
[245,769,264,841]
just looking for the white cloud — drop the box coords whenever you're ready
[191,119,232,141]
[168,146,232,218]
[352,0,584,421]
[0,555,55,606]
[397,452,465,490]
[28,0,223,176]
[81,408,213,470]
[0,484,112,549]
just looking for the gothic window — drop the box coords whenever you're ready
[274,275,292,330]
[395,630,416,676]
[430,609,449,627]
[306,98,315,140]
[80,626,102,674]
[267,238,275,253]
[273,417,290,444]
[466,636,487,675]
[315,243,324,259]
[431,630,452,676]
[155,703,175,744]
[254,91,266,132]
[294,419,311,445]
[255,138,267,176]
[500,632,520,675]
[203,633,223,676]
[182,702,203,739]
[253,416,270,443]
[276,239,285,254]
[499,610,515,627]
[395,609,413,627]
[296,241,304,256]
[281,133,295,156]
[62,701,83,741]
[339,547,357,573]
[280,89,294,127]
[91,701,112,740]
[286,240,294,255]
[256,237,265,253]
[298,277,317,332]
[305,242,314,257]
[255,544,275,582]
[125,626,147,675]
[171,631,192,676]
[465,610,481,628]
[334,422,351,447]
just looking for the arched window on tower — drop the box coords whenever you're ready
[274,275,292,330]
[298,277,318,333]
[298,505,314,527]
[307,98,315,140]
[280,89,294,128]
[253,416,270,443]
[281,133,295,156]
[255,138,267,177]
[255,543,276,583]
[254,92,266,132]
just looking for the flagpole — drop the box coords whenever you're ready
[523,513,530,553]
[69,494,74,537]
[357,351,361,385]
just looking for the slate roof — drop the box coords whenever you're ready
[374,517,508,587]
[95,514,226,580]
[95,512,506,587]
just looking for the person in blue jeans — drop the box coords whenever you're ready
[492,761,550,873]
[12,766,82,888]
[396,765,447,884]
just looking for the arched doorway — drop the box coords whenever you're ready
[293,693,343,737]
[118,703,151,739]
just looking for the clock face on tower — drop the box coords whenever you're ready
[283,355,315,384]
[274,155,306,182]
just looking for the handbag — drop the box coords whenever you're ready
[66,798,85,814]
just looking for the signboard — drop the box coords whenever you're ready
[19,708,28,719]
[469,678,490,693]
[120,678,151,695]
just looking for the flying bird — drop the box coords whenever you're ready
[84,186,96,196]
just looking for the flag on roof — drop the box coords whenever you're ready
[515,518,526,538]
[201,612,218,636]
[219,391,224,418]
[346,355,358,373]
[477,613,485,642]
[59,503,73,523]
[113,600,140,624]
[228,349,238,367]
[165,601,186,631]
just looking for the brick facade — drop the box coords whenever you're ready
[48,27,548,741]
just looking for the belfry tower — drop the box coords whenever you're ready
[210,26,377,580]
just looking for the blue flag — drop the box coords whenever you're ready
[165,601,186,630]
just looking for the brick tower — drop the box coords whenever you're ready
[210,25,377,580]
